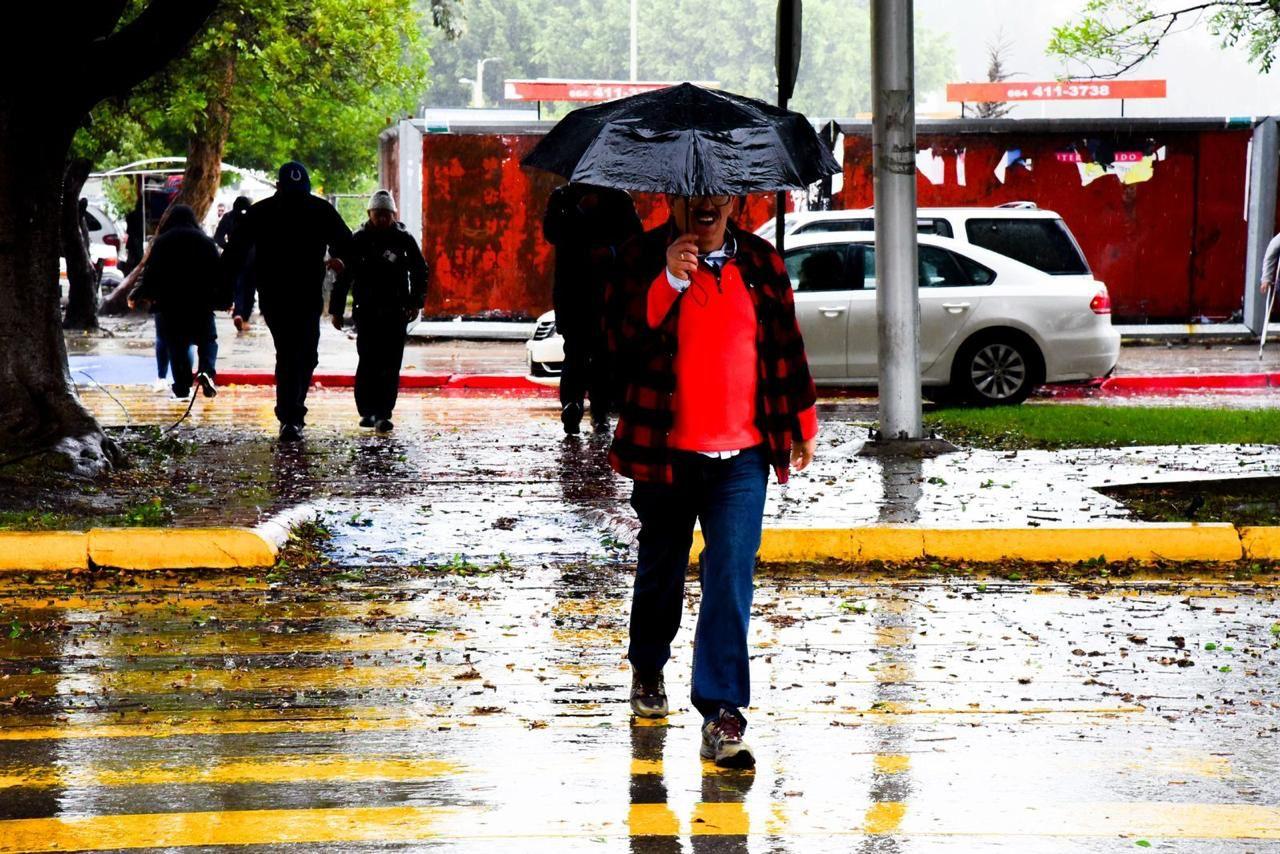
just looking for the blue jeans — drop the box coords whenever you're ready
[157,312,217,396]
[628,445,768,726]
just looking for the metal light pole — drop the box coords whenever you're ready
[461,57,502,108]
[630,0,638,81]
[871,0,922,442]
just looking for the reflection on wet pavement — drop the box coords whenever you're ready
[2,560,1278,851]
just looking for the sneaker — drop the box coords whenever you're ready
[169,389,191,402]
[375,418,394,434]
[359,415,377,429]
[700,709,755,769]
[629,668,668,718]
[278,423,303,443]
[561,402,582,435]
[152,379,170,393]
[197,373,217,398]
[233,315,248,332]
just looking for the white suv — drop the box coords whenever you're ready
[755,204,1094,280]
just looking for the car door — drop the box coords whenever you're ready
[845,242,993,381]
[917,244,991,371]
[783,243,855,378]
[843,243,880,382]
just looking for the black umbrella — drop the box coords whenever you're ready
[521,83,840,196]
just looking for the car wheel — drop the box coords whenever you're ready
[951,332,1041,406]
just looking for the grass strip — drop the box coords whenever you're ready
[926,405,1280,450]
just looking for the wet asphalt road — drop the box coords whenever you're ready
[1,390,1279,850]
[2,561,1279,852]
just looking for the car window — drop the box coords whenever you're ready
[918,219,953,238]
[953,250,996,285]
[849,244,876,290]
[964,218,1089,275]
[918,245,975,287]
[784,245,851,292]
[82,211,102,230]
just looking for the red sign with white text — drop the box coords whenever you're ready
[947,80,1166,102]
[504,79,695,102]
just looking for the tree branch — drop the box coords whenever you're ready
[82,0,222,108]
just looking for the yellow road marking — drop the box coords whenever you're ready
[1,801,1277,850]
[864,801,907,834]
[0,755,459,789]
[873,754,910,775]
[0,703,1146,743]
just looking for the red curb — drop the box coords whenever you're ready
[217,371,551,393]
[1101,373,1280,392]
[214,371,1280,397]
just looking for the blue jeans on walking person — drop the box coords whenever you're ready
[627,445,769,727]
[157,312,218,396]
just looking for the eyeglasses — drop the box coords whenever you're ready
[698,195,734,207]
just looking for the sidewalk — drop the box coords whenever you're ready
[40,386,1280,565]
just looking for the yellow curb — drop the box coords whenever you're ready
[921,524,1243,563]
[0,532,89,571]
[690,524,1249,565]
[1239,526,1280,559]
[87,528,277,570]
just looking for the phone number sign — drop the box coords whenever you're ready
[947,80,1166,102]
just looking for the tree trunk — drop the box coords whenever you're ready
[0,108,120,476]
[172,53,235,220]
[61,158,100,330]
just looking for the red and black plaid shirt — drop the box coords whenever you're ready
[605,220,817,485]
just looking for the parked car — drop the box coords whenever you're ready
[782,232,1117,403]
[60,204,123,298]
[526,312,563,381]
[525,206,1117,404]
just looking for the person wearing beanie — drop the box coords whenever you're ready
[222,161,353,442]
[328,189,429,433]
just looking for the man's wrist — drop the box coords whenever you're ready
[665,267,691,292]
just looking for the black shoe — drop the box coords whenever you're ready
[279,423,303,443]
[629,667,668,718]
[561,402,582,435]
[359,416,377,429]
[197,373,217,398]
[375,418,393,434]
[700,709,754,769]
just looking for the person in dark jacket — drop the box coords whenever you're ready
[222,161,352,442]
[542,183,643,434]
[128,205,228,399]
[328,190,428,433]
[214,196,257,331]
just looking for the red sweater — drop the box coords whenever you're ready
[648,262,818,452]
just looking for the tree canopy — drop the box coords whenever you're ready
[1048,1,1280,78]
[421,0,955,118]
[75,0,442,208]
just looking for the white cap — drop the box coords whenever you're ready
[368,189,397,213]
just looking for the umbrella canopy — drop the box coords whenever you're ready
[521,83,840,196]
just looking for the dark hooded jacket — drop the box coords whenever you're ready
[328,221,429,322]
[213,195,252,250]
[221,162,353,316]
[130,205,228,315]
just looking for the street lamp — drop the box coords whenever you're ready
[458,57,502,108]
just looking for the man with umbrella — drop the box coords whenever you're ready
[525,84,834,768]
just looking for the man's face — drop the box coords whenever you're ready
[368,209,395,229]
[216,204,226,217]
[669,195,739,253]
